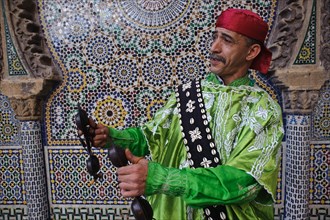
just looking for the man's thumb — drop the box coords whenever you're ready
[125,149,143,164]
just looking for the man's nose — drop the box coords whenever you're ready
[210,38,222,53]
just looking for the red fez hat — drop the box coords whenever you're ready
[216,8,272,74]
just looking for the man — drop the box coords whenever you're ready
[88,8,284,220]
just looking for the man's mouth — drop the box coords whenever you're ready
[209,53,226,64]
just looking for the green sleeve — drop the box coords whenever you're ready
[107,127,150,157]
[146,162,262,208]
[107,94,178,157]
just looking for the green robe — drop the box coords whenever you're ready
[108,73,284,220]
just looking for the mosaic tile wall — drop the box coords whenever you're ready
[309,80,330,219]
[312,80,330,140]
[285,114,311,219]
[0,146,26,205]
[21,121,49,219]
[293,0,316,65]
[0,94,20,145]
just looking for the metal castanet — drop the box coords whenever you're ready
[108,144,153,220]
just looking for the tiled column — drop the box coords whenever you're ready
[284,114,310,219]
[21,120,49,219]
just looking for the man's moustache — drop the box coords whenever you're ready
[209,53,226,64]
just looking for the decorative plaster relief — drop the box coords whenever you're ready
[283,89,319,113]
[320,0,330,71]
[9,97,42,120]
[0,28,3,81]
[268,0,306,70]
[5,0,60,80]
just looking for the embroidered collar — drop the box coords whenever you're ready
[229,75,254,87]
[206,73,255,87]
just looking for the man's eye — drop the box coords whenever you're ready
[223,37,233,43]
[223,37,229,42]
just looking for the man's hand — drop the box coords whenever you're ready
[117,149,148,197]
[88,118,110,148]
[77,117,110,148]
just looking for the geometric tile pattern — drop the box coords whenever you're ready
[21,121,49,219]
[284,114,310,219]
[45,146,131,205]
[0,147,26,205]
[2,0,27,76]
[294,0,316,65]
[312,80,330,140]
[274,205,285,220]
[0,94,20,146]
[274,145,285,220]
[51,206,134,219]
[309,207,330,220]
[275,146,284,205]
[309,144,330,205]
[39,0,279,146]
[0,208,28,220]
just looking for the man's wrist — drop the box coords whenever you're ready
[146,161,187,197]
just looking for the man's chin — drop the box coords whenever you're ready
[209,66,223,75]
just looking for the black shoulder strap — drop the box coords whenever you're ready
[176,79,227,220]
[176,79,221,168]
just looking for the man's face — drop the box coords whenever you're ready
[209,27,251,83]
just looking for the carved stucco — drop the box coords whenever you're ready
[268,0,329,113]
[268,0,306,70]
[9,97,42,121]
[5,0,60,79]
[1,77,52,120]
[0,0,61,120]
[283,89,319,113]
[0,22,3,82]
[320,0,330,71]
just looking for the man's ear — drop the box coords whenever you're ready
[246,44,261,61]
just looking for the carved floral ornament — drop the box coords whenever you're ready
[320,0,330,71]
[5,0,61,80]
[9,97,42,121]
[283,89,319,113]
[268,0,305,70]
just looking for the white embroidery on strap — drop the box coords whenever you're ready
[182,82,192,91]
[189,127,202,142]
[186,100,196,113]
[200,157,212,168]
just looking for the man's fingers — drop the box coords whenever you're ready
[88,127,96,137]
[94,127,106,135]
[88,117,97,128]
[92,133,108,147]
[117,164,144,176]
[116,150,148,197]
[120,189,139,197]
[93,139,106,148]
[119,182,144,197]
[125,149,144,164]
